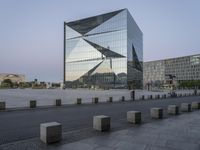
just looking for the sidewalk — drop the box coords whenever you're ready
[57,111,200,150]
[1,111,200,150]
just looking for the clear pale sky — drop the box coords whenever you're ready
[0,0,200,82]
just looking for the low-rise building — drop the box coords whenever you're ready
[0,73,26,84]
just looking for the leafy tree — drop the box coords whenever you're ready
[179,80,200,89]
[2,79,13,88]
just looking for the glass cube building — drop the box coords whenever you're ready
[64,9,143,89]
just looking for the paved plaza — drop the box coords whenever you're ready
[58,111,200,150]
[0,95,200,149]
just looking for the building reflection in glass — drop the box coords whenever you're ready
[64,9,143,89]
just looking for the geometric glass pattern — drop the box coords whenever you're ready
[64,9,143,89]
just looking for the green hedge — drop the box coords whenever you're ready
[179,80,200,89]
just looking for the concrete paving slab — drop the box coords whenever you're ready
[1,110,200,150]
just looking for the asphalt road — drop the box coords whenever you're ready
[0,96,200,145]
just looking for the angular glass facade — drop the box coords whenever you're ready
[64,9,143,89]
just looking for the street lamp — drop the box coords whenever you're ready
[165,74,176,97]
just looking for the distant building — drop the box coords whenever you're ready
[0,73,26,84]
[144,54,200,89]
[64,9,143,89]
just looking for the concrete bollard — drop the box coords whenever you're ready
[55,99,61,106]
[127,111,141,124]
[30,100,37,108]
[181,103,191,112]
[121,96,125,101]
[40,122,62,144]
[131,90,135,101]
[92,97,99,104]
[142,95,145,100]
[151,108,163,119]
[107,97,113,103]
[93,115,110,131]
[168,105,179,115]
[191,102,200,109]
[155,95,160,99]
[0,101,6,110]
[76,98,82,105]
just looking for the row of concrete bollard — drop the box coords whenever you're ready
[1,92,200,110]
[39,101,200,144]
[140,94,168,100]
[0,94,199,110]
[0,96,126,110]
[0,99,63,110]
[139,92,199,100]
[151,102,199,118]
[30,99,62,108]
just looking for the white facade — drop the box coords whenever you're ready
[144,54,200,88]
[0,73,26,83]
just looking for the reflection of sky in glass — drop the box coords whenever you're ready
[65,10,127,82]
[65,60,102,81]
[66,38,102,63]
[85,30,127,57]
[190,55,200,65]
[64,9,143,88]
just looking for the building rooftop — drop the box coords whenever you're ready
[144,53,200,63]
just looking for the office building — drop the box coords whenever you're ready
[64,9,143,89]
[144,54,200,89]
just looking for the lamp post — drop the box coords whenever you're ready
[165,74,176,97]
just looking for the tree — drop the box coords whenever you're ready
[179,80,200,89]
[1,79,13,88]
[3,79,13,87]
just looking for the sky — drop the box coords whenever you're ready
[0,0,200,82]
